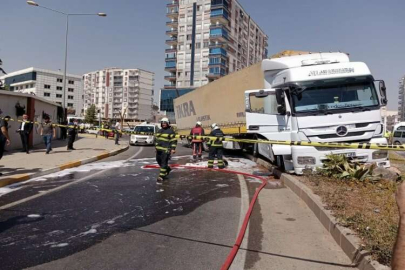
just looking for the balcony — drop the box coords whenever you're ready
[211,0,230,11]
[210,8,229,24]
[210,26,229,42]
[165,61,177,71]
[165,48,177,54]
[164,84,177,89]
[207,67,226,80]
[165,38,178,46]
[166,20,178,27]
[166,8,179,18]
[164,75,177,81]
[166,29,178,36]
[166,1,179,8]
[210,47,227,57]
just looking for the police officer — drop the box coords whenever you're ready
[207,123,225,169]
[155,118,177,182]
[190,121,205,160]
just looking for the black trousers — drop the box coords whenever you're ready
[68,134,75,149]
[156,150,171,178]
[115,132,120,144]
[20,132,29,152]
[60,128,67,140]
[208,146,224,168]
[0,136,6,160]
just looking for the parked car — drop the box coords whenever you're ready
[130,124,158,146]
[392,131,405,145]
[86,126,100,135]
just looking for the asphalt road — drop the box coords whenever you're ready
[0,139,259,270]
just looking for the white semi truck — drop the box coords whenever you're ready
[174,51,390,174]
[244,52,390,174]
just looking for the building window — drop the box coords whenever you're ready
[68,95,74,100]
[44,84,51,89]
[56,86,63,90]
[57,78,63,83]
[68,80,74,84]
[67,103,74,107]
[196,43,201,49]
[30,84,34,88]
[68,88,74,92]
[187,34,192,40]
[56,94,62,98]
[44,92,51,97]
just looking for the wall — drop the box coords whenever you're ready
[0,92,60,151]
[173,63,264,130]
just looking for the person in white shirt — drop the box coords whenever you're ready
[17,114,33,154]
[115,120,121,145]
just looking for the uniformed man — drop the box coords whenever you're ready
[207,123,225,169]
[190,121,205,160]
[155,118,177,182]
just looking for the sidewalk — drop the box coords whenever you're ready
[236,181,355,270]
[0,134,128,185]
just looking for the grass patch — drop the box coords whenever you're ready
[300,175,399,266]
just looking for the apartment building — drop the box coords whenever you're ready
[399,76,405,121]
[83,68,155,121]
[1,67,83,116]
[162,0,268,121]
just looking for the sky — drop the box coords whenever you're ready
[1,0,404,110]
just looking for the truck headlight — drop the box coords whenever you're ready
[297,156,316,165]
[372,150,388,159]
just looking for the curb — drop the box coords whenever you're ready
[0,145,129,188]
[281,174,390,270]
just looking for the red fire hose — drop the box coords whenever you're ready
[143,164,268,269]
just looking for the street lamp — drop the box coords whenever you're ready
[27,1,106,118]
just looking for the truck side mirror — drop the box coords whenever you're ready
[379,81,388,105]
[277,105,286,115]
[275,89,284,105]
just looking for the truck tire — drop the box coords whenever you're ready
[252,135,260,157]
[275,155,285,171]
[395,141,402,145]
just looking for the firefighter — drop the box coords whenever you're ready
[207,123,225,169]
[155,118,177,182]
[190,121,205,160]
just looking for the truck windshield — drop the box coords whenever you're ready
[134,126,155,133]
[292,77,379,115]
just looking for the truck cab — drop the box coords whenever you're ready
[245,52,390,174]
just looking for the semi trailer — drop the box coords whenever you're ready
[174,51,390,174]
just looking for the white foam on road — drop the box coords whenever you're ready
[0,186,23,197]
[51,243,69,248]
[184,157,257,173]
[27,214,42,218]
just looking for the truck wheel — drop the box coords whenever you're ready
[395,141,402,145]
[252,135,260,157]
[276,155,285,171]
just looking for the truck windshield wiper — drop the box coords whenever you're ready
[351,106,371,112]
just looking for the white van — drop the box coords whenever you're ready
[392,130,405,145]
[130,123,159,146]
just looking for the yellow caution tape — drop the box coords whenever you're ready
[1,117,400,151]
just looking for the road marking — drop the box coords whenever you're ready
[0,147,145,211]
[230,174,250,270]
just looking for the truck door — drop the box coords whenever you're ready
[245,89,292,158]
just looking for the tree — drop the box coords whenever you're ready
[85,104,97,124]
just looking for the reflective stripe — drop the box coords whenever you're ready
[160,168,167,172]
[156,137,171,142]
[218,160,224,164]
[208,160,214,164]
[156,146,169,151]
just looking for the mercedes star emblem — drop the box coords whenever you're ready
[336,126,348,137]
